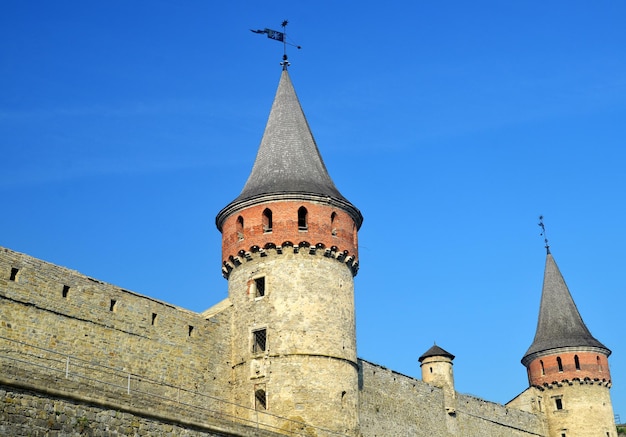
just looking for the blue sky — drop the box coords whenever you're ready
[2,0,625,419]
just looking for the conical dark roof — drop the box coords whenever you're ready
[216,69,362,230]
[522,253,610,366]
[419,344,455,362]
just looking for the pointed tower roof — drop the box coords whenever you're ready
[216,69,362,230]
[419,344,455,362]
[522,252,610,366]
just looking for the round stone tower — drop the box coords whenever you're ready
[216,68,362,435]
[522,250,615,437]
[419,345,456,415]
[419,344,455,391]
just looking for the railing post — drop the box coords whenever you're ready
[65,356,69,378]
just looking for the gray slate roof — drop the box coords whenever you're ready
[216,70,362,230]
[522,253,610,365]
[419,344,455,362]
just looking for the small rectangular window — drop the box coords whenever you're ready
[62,285,70,298]
[255,277,266,298]
[9,268,19,281]
[252,329,267,354]
[188,325,194,337]
[555,398,563,410]
[255,385,267,410]
[110,299,117,312]
[151,313,157,325]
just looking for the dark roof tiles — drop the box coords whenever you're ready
[419,345,455,362]
[216,69,362,230]
[522,253,610,365]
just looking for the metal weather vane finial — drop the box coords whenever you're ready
[250,20,302,69]
[538,215,550,254]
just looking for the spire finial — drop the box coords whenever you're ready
[250,20,302,70]
[538,215,550,254]
[280,20,290,70]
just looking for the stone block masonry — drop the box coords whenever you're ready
[358,360,547,437]
[0,247,232,399]
[0,385,282,437]
[0,246,255,434]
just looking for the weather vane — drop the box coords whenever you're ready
[251,20,301,69]
[538,215,550,254]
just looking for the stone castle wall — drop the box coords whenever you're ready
[0,246,355,436]
[0,247,231,399]
[358,360,547,437]
[2,245,558,437]
[0,246,262,434]
[1,384,283,437]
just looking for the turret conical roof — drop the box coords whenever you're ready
[522,252,610,365]
[216,69,362,230]
[419,344,455,362]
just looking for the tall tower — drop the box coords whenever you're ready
[522,250,615,437]
[216,68,363,435]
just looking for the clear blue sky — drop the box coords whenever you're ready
[2,0,625,419]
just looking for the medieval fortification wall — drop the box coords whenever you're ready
[0,246,286,436]
[358,360,547,437]
[1,246,551,436]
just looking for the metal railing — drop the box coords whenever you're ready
[0,335,347,436]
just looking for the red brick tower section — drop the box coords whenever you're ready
[525,351,611,387]
[219,200,359,278]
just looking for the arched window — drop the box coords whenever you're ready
[330,212,337,236]
[237,216,244,240]
[540,360,545,375]
[298,207,308,231]
[262,208,273,232]
[574,355,580,370]
[557,356,563,372]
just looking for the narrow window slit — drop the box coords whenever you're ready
[62,285,70,298]
[110,299,117,312]
[298,207,308,231]
[151,313,157,325]
[262,209,273,233]
[237,216,244,240]
[9,268,19,281]
[255,387,267,410]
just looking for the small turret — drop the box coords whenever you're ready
[419,344,456,414]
